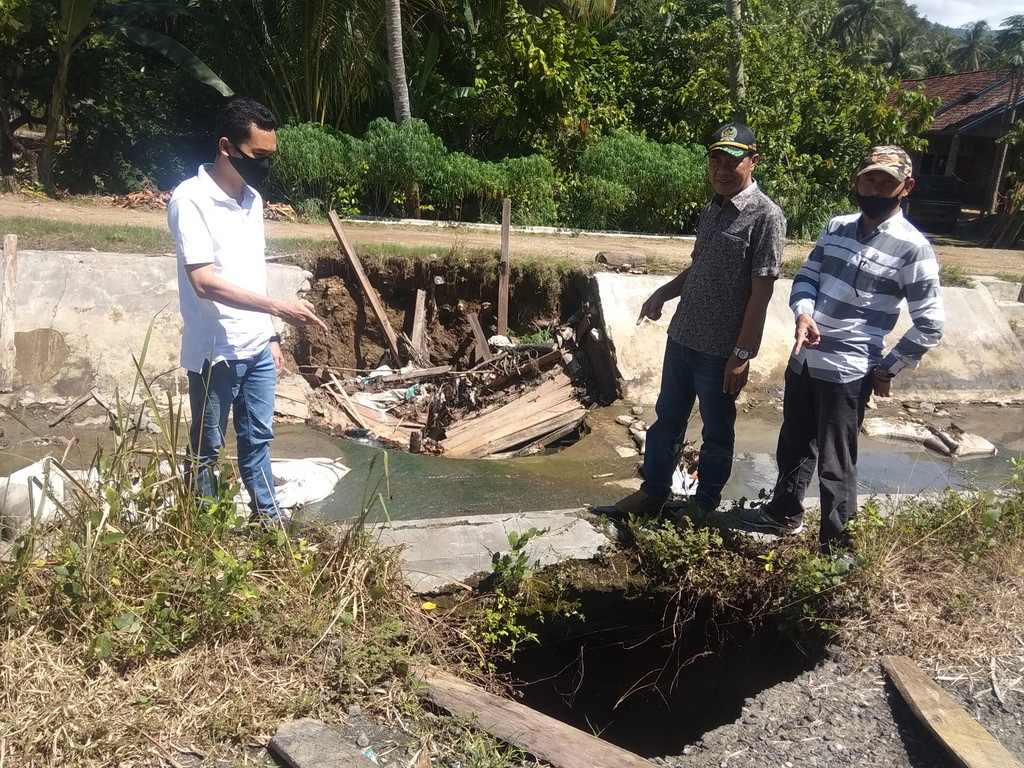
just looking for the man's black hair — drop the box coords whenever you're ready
[215,97,278,145]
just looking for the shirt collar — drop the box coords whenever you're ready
[197,163,254,208]
[714,180,759,211]
[859,208,905,240]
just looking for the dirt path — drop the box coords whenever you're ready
[3,193,1022,274]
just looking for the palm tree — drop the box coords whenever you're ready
[920,31,958,76]
[873,25,926,78]
[952,20,995,72]
[828,0,898,52]
[385,0,412,123]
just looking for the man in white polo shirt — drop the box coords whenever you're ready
[168,97,327,524]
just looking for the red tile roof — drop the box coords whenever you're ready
[898,69,1019,132]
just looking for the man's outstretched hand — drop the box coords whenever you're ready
[278,299,328,331]
[792,313,820,356]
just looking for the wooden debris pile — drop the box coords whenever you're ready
[113,188,295,221]
[309,332,592,459]
[302,211,618,458]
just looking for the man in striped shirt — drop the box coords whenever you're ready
[740,145,944,552]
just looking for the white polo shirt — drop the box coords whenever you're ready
[168,164,275,373]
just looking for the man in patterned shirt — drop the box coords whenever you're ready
[614,123,787,516]
[740,145,944,552]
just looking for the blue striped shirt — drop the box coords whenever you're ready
[790,211,944,383]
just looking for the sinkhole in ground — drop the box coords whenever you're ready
[500,588,825,758]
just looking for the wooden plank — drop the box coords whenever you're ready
[595,251,646,268]
[443,377,575,441]
[497,197,511,337]
[376,365,453,386]
[410,288,428,359]
[443,379,584,457]
[327,211,403,365]
[882,655,1024,768]
[467,311,494,363]
[412,665,652,768]
[327,374,371,431]
[461,409,585,459]
[1,233,17,392]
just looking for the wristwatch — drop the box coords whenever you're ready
[872,365,894,381]
[733,346,752,361]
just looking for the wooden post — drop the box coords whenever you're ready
[497,197,511,337]
[326,211,404,365]
[467,311,494,364]
[410,288,428,360]
[0,234,17,393]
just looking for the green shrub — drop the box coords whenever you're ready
[496,155,558,226]
[564,130,706,233]
[424,152,486,221]
[268,122,364,216]
[362,118,447,215]
[759,172,855,241]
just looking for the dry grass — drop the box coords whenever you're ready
[838,488,1024,675]
[0,520,429,767]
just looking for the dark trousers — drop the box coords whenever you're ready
[767,362,873,547]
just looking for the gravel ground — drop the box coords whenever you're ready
[657,657,1024,768]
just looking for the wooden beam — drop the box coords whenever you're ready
[467,311,493,363]
[410,288,428,360]
[412,665,652,768]
[882,655,1024,768]
[327,211,403,365]
[497,197,511,337]
[327,373,371,432]
[1,234,17,392]
[376,365,453,385]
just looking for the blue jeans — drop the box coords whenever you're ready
[187,343,279,518]
[641,339,736,510]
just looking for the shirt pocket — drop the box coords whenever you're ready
[715,231,748,263]
[855,257,899,295]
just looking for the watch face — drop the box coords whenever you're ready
[735,347,750,360]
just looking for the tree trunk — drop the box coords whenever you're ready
[384,0,420,217]
[727,0,746,121]
[984,73,1022,215]
[385,0,411,123]
[0,100,16,193]
[39,43,74,194]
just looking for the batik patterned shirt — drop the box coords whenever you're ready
[668,182,786,358]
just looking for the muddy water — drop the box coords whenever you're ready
[3,400,1022,524]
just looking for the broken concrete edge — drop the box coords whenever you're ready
[369,494,962,595]
[270,718,377,767]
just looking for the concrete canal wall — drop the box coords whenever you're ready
[2,249,1021,407]
[596,272,1024,405]
[2,251,310,402]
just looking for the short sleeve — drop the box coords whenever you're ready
[167,198,215,266]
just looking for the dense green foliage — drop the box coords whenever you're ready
[3,0,1023,231]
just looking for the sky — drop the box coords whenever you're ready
[911,0,1024,30]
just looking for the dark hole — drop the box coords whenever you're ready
[499,590,824,758]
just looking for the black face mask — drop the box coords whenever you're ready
[856,190,903,220]
[228,143,271,187]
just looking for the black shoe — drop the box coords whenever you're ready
[739,506,805,535]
